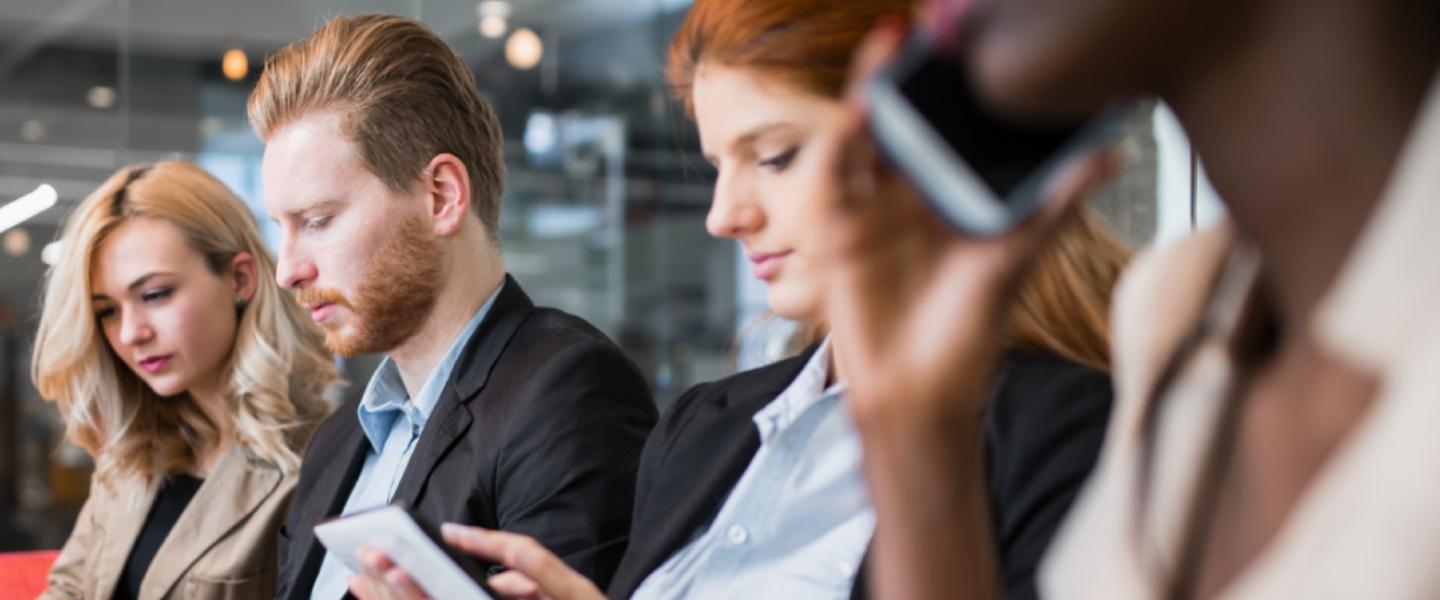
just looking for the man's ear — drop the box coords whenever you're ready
[424,153,472,236]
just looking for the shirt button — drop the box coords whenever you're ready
[726,525,749,545]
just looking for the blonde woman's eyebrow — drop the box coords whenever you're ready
[127,272,176,292]
[90,271,176,300]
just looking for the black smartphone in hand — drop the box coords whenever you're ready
[866,32,1137,235]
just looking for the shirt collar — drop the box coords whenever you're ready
[356,280,506,452]
[752,336,846,441]
[1315,74,1440,373]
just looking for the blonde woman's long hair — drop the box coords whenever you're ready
[32,161,337,486]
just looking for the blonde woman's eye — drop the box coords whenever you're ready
[304,215,332,230]
[95,307,117,320]
[141,288,172,303]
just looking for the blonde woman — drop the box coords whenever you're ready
[32,161,337,599]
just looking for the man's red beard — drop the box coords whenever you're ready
[296,214,443,357]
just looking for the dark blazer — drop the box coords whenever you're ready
[275,276,658,599]
[607,345,1112,600]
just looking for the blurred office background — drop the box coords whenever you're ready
[0,0,1221,550]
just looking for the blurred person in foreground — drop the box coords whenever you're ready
[809,0,1440,598]
[346,1,1130,599]
[247,14,658,599]
[34,161,338,599]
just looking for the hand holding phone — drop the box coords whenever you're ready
[313,504,494,600]
[865,31,1136,235]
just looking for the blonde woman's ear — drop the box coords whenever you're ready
[230,251,258,303]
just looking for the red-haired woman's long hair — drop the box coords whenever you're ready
[669,0,911,110]
[669,0,1130,370]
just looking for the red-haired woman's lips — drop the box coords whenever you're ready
[748,251,792,280]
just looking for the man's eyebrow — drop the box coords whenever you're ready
[280,199,344,220]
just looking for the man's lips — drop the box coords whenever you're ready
[308,302,337,323]
[748,251,792,280]
[138,355,172,374]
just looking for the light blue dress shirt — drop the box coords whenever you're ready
[311,283,504,599]
[632,337,876,599]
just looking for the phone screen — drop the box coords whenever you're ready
[868,34,1135,235]
[312,504,495,599]
[895,51,1082,202]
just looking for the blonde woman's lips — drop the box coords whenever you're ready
[138,355,171,374]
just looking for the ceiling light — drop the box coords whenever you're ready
[41,239,63,265]
[478,1,512,38]
[87,86,116,109]
[506,28,543,71]
[3,228,30,257]
[0,184,58,235]
[222,48,249,81]
[480,16,508,38]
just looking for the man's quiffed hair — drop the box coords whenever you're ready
[248,14,505,239]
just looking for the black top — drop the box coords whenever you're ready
[607,345,1113,600]
[114,474,204,600]
[275,275,658,600]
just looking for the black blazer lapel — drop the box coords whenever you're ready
[610,346,815,598]
[286,424,368,600]
[389,392,473,508]
[629,396,764,571]
[390,275,534,508]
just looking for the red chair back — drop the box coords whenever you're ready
[0,550,60,600]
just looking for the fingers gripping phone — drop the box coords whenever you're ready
[313,503,496,600]
[866,32,1137,235]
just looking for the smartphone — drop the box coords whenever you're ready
[313,503,495,600]
[866,32,1137,235]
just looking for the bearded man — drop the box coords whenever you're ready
[248,14,657,599]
